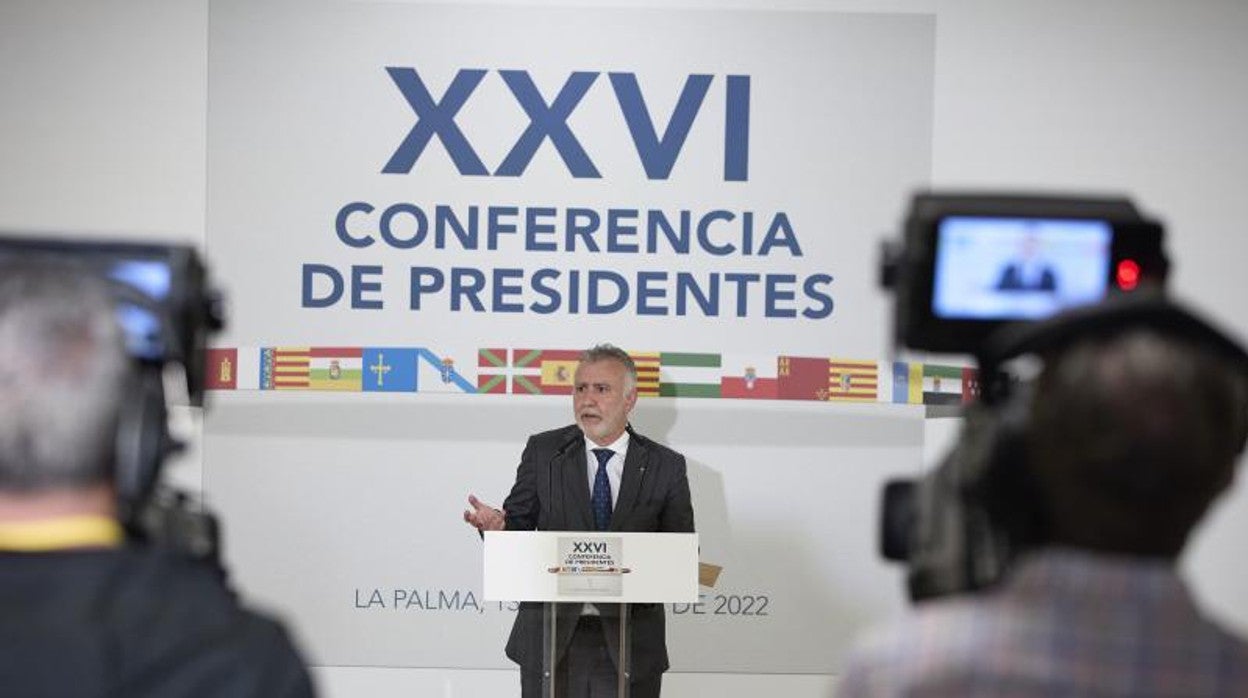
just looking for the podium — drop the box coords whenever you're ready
[483,531,699,698]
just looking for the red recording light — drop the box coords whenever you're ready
[1116,259,1141,291]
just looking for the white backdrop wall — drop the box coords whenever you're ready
[3,2,1248,697]
[203,1,934,679]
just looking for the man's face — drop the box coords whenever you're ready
[1021,233,1042,260]
[573,359,637,446]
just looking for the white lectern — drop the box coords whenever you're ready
[484,531,699,698]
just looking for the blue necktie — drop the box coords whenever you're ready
[591,448,614,531]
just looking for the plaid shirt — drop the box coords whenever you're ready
[840,548,1248,697]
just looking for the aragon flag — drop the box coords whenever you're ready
[827,359,878,402]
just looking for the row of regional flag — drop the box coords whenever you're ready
[205,347,979,406]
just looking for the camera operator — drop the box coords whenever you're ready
[0,263,314,696]
[840,325,1248,696]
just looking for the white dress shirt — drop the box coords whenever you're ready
[583,431,629,509]
[580,430,629,616]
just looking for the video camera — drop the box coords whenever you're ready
[0,234,225,561]
[880,192,1170,357]
[876,192,1175,601]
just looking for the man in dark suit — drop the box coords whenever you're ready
[465,343,695,698]
[995,232,1059,292]
[996,261,1058,292]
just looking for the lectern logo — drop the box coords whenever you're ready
[551,535,629,596]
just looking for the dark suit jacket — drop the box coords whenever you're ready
[501,424,695,680]
[996,263,1058,292]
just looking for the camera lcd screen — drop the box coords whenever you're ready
[932,216,1112,321]
[107,258,173,361]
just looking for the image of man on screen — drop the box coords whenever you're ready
[995,232,1059,292]
[463,343,695,698]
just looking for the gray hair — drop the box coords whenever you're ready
[579,343,637,392]
[0,262,133,491]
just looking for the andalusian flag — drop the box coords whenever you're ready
[659,352,721,398]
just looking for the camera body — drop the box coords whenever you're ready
[878,192,1181,601]
[879,391,1035,601]
[0,234,225,561]
[881,192,1169,357]
[0,236,222,403]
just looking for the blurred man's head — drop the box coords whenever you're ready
[1026,329,1248,558]
[0,263,133,494]
[573,344,638,447]
[1019,231,1043,260]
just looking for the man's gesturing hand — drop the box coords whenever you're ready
[463,494,505,532]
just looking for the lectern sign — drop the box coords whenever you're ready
[552,536,627,596]
[483,531,697,604]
